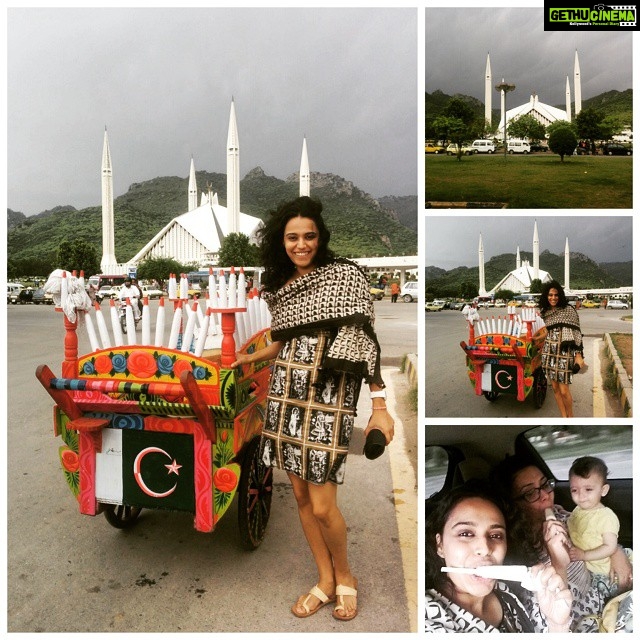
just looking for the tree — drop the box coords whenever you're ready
[529,279,543,294]
[495,288,515,301]
[548,126,578,162]
[136,256,188,289]
[507,114,546,143]
[575,108,605,154]
[460,281,478,299]
[57,239,100,276]
[546,120,577,138]
[433,98,483,161]
[217,233,260,267]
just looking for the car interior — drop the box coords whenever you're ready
[426,424,633,550]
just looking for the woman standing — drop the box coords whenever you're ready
[538,280,585,417]
[232,196,394,621]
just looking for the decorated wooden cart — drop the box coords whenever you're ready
[36,268,274,549]
[460,305,547,407]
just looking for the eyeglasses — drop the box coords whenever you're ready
[516,478,556,503]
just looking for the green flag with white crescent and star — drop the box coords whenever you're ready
[96,428,195,512]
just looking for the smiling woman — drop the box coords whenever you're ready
[425,480,572,633]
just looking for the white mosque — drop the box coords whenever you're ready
[99,100,311,274]
[479,221,575,296]
[485,50,582,135]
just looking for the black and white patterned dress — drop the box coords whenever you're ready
[541,325,574,384]
[260,330,361,485]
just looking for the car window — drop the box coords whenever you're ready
[425,445,449,498]
[522,425,632,480]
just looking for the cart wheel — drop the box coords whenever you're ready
[532,368,547,409]
[483,391,499,402]
[103,504,142,529]
[238,437,272,550]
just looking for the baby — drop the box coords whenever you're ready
[567,456,620,596]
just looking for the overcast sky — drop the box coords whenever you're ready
[7,7,416,216]
[425,215,633,269]
[426,7,632,108]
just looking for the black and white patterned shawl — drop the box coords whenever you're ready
[264,259,384,386]
[425,583,542,633]
[541,304,583,352]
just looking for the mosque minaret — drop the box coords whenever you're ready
[188,157,198,212]
[533,220,540,281]
[574,49,582,116]
[100,127,118,273]
[564,237,570,291]
[478,233,487,296]
[565,76,572,122]
[299,137,310,197]
[485,53,492,127]
[226,99,240,234]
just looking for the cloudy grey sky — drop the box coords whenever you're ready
[426,7,632,108]
[7,7,416,216]
[425,216,633,269]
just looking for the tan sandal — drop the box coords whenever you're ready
[291,585,335,618]
[332,579,358,621]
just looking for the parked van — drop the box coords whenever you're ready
[7,283,25,304]
[507,139,531,154]
[471,139,495,154]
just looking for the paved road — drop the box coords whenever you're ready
[425,307,631,418]
[7,299,417,633]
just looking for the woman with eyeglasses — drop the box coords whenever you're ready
[492,456,633,632]
[538,280,585,417]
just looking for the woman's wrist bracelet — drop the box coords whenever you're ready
[372,405,388,410]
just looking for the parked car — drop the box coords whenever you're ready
[139,285,164,299]
[32,287,54,305]
[400,281,418,303]
[449,301,465,310]
[607,299,629,309]
[425,143,445,154]
[603,143,632,156]
[446,143,475,156]
[581,299,599,308]
[471,139,495,154]
[370,286,384,301]
[530,143,548,152]
[95,285,120,302]
[425,301,443,312]
[507,139,531,154]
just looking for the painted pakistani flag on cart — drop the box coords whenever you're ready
[482,363,518,395]
[96,428,195,511]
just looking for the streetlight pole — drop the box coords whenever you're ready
[495,79,515,159]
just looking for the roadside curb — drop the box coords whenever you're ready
[404,353,418,387]
[603,332,633,417]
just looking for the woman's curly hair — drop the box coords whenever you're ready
[257,196,335,292]
[538,279,569,313]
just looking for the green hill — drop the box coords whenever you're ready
[8,169,417,272]
[425,249,631,297]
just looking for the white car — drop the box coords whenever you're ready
[446,143,475,156]
[471,139,495,154]
[401,281,418,302]
[607,299,629,310]
[140,285,164,299]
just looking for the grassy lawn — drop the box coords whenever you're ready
[426,154,632,208]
